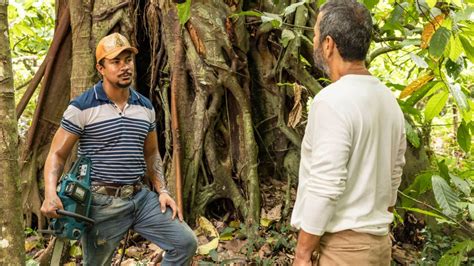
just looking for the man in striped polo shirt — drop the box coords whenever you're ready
[41,33,197,265]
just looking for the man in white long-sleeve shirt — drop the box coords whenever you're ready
[291,0,406,265]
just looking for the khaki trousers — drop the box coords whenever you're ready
[315,230,391,266]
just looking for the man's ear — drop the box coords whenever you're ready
[96,63,104,75]
[323,35,336,59]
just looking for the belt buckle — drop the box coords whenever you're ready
[120,185,134,198]
[92,186,107,195]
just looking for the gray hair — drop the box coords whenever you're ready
[318,0,373,61]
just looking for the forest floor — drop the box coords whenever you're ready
[26,178,425,265]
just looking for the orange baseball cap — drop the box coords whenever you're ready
[95,33,138,63]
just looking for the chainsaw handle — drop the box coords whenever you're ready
[56,209,95,225]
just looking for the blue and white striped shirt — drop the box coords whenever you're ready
[61,81,156,184]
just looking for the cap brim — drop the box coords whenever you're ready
[97,47,138,63]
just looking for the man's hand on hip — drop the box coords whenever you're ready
[158,192,183,222]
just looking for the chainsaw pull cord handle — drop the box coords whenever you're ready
[56,209,95,225]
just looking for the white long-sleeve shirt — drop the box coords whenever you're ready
[291,74,406,236]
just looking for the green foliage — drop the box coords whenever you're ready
[424,91,449,121]
[282,1,307,16]
[177,0,191,25]
[429,27,451,58]
[8,0,54,58]
[370,0,474,164]
[457,121,471,152]
[399,207,445,220]
[405,121,421,148]
[371,6,473,262]
[432,175,460,217]
[8,0,54,135]
[438,240,474,266]
[420,228,461,263]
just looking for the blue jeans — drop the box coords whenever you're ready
[82,187,197,265]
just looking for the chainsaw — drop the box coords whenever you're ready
[40,157,95,264]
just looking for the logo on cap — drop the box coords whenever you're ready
[96,33,138,63]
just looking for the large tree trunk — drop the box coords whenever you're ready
[0,0,25,263]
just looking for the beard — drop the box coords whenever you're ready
[115,72,133,89]
[313,46,330,77]
[116,79,132,89]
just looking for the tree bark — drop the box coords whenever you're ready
[0,0,25,263]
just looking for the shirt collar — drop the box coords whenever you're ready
[93,81,109,102]
[93,80,140,103]
[129,88,141,103]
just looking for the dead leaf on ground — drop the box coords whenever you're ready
[194,216,219,255]
[260,204,282,227]
[221,238,247,253]
[258,243,272,258]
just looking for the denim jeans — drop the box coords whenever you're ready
[82,187,197,265]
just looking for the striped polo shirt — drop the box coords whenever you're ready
[60,81,156,184]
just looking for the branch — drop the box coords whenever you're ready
[366,44,404,66]
[15,78,32,91]
[170,14,184,216]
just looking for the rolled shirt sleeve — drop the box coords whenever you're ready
[292,100,351,236]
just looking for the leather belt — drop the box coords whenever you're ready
[91,182,143,199]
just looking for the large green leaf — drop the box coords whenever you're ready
[438,240,474,266]
[399,207,445,220]
[448,83,469,112]
[424,91,449,121]
[383,4,404,31]
[402,172,432,208]
[177,0,192,25]
[429,27,451,58]
[450,174,471,196]
[445,59,464,79]
[432,175,460,217]
[405,81,438,107]
[261,12,283,28]
[448,35,464,62]
[282,0,307,16]
[437,160,450,180]
[457,121,471,153]
[403,172,433,195]
[459,35,474,62]
[405,121,420,148]
[281,29,296,48]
